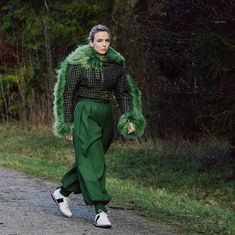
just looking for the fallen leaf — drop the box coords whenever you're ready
[231,202,235,211]
[206,199,220,206]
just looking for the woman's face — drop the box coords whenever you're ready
[90,31,110,55]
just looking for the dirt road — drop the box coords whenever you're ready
[0,167,183,235]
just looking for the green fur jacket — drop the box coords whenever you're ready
[53,45,146,139]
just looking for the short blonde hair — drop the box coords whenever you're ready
[88,24,111,42]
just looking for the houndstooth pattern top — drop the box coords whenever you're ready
[63,62,132,123]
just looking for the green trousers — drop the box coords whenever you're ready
[60,98,114,210]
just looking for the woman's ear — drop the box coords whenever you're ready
[89,41,93,47]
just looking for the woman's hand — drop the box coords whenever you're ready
[65,134,73,141]
[128,122,136,134]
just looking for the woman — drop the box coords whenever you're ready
[52,24,146,228]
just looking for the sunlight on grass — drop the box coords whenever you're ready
[107,177,234,234]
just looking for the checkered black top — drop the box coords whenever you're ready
[63,63,132,122]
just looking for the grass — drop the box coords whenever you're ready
[0,124,234,234]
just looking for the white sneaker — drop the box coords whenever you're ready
[94,211,112,228]
[51,189,72,218]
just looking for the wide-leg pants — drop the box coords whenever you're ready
[61,98,114,206]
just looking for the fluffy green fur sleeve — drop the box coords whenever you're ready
[117,75,146,139]
[53,60,74,138]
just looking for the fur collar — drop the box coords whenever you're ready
[66,45,125,69]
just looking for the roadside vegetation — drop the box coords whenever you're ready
[0,124,234,235]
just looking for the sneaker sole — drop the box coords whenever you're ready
[51,194,72,218]
[94,223,112,229]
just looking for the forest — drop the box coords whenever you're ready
[0,0,234,143]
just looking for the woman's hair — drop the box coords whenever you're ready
[88,24,111,42]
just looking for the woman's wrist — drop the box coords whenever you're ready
[128,122,136,134]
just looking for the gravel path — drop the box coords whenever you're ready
[0,167,183,235]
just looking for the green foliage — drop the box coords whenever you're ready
[49,1,106,49]
[0,0,106,52]
[191,24,235,137]
[0,74,20,119]
[0,0,110,123]
[113,0,235,140]
[1,0,37,47]
[0,0,234,141]
[0,65,36,120]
